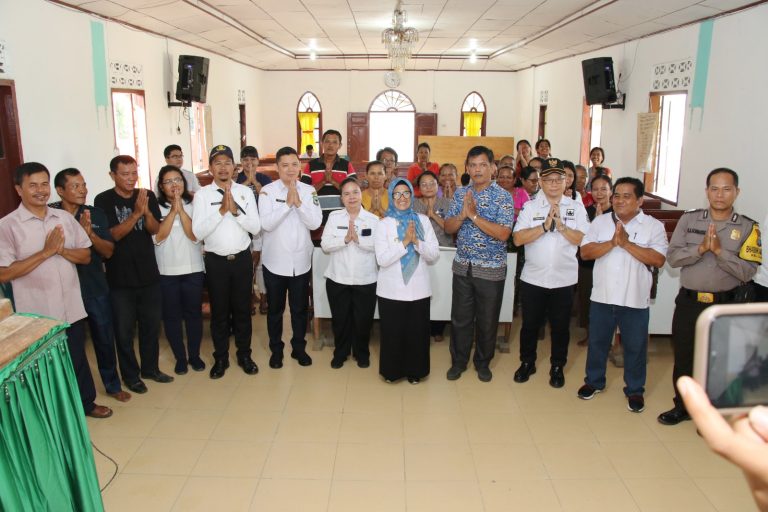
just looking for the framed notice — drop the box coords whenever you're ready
[636,113,660,174]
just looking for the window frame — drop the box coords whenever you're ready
[643,90,687,206]
[460,91,487,136]
[110,88,151,188]
[296,92,322,152]
[368,89,417,163]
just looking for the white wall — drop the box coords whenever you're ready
[2,0,767,222]
[258,70,518,161]
[0,0,262,196]
[512,4,768,220]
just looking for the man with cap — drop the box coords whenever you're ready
[95,155,173,394]
[444,145,515,383]
[192,145,262,379]
[577,177,668,413]
[512,158,590,388]
[259,146,322,369]
[658,167,761,425]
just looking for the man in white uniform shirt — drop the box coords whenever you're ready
[192,145,261,379]
[512,158,590,388]
[577,177,668,413]
[259,146,323,369]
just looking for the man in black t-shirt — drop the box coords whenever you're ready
[94,155,174,394]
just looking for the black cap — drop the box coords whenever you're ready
[240,146,259,159]
[209,144,234,164]
[540,158,565,176]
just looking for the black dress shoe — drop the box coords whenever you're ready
[357,359,370,369]
[657,407,691,426]
[331,358,345,369]
[549,366,565,388]
[291,350,313,366]
[126,380,148,394]
[513,362,536,383]
[269,353,283,369]
[174,360,188,375]
[238,357,259,375]
[210,359,229,379]
[141,371,174,383]
[189,357,206,372]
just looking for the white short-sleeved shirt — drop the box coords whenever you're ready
[321,209,379,285]
[514,195,589,288]
[154,201,204,276]
[582,211,669,308]
[259,179,322,277]
[192,181,261,256]
[374,215,440,301]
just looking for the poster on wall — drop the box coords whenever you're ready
[636,113,660,174]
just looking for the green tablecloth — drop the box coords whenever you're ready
[0,318,103,511]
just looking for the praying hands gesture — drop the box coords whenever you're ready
[285,178,302,208]
[344,218,358,244]
[218,184,238,216]
[133,188,149,220]
[443,181,456,201]
[402,220,418,248]
[43,225,65,258]
[371,189,385,217]
[699,223,722,256]
[79,209,93,237]
[543,203,559,231]
[612,222,630,248]
[462,190,478,221]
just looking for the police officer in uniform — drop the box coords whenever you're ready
[658,168,762,425]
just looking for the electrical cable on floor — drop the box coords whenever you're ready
[91,440,119,492]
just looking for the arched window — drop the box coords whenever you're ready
[297,92,322,154]
[369,90,415,161]
[461,92,486,136]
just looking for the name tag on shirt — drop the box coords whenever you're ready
[565,209,575,217]
[276,198,286,203]
[533,216,545,221]
[210,201,222,205]
[337,225,348,230]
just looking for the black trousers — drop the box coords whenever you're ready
[519,281,574,366]
[670,289,716,410]
[326,279,376,363]
[450,272,506,370]
[66,320,97,414]
[755,282,768,302]
[263,265,310,354]
[110,283,162,384]
[379,296,430,380]
[205,250,253,362]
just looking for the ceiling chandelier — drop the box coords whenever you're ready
[381,2,419,72]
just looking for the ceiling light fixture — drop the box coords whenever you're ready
[469,51,477,64]
[310,51,317,60]
[381,1,419,72]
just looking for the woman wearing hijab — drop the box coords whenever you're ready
[374,178,440,383]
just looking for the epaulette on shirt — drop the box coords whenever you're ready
[739,213,757,224]
[683,208,706,217]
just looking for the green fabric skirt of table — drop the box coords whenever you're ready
[0,317,103,512]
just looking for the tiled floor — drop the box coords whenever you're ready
[85,315,756,511]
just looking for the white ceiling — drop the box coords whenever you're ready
[54,0,762,71]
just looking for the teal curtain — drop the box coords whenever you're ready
[0,318,103,512]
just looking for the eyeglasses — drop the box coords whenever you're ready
[168,153,183,159]
[381,158,396,164]
[392,190,412,200]
[162,177,184,185]
[420,181,437,188]
[525,178,540,183]
[541,177,565,184]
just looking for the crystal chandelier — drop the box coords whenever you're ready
[381,2,418,72]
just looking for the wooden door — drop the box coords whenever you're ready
[0,80,23,218]
[346,112,369,170]
[414,113,438,158]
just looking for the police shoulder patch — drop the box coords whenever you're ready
[738,224,762,264]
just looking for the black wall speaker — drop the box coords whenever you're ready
[582,57,617,105]
[175,55,209,103]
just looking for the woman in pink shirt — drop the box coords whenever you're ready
[512,166,540,220]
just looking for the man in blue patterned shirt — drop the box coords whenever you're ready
[445,146,515,382]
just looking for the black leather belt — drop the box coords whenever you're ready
[682,287,737,304]
[205,249,249,261]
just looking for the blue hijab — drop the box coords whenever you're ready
[386,178,425,284]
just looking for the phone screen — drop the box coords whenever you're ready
[706,313,768,409]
